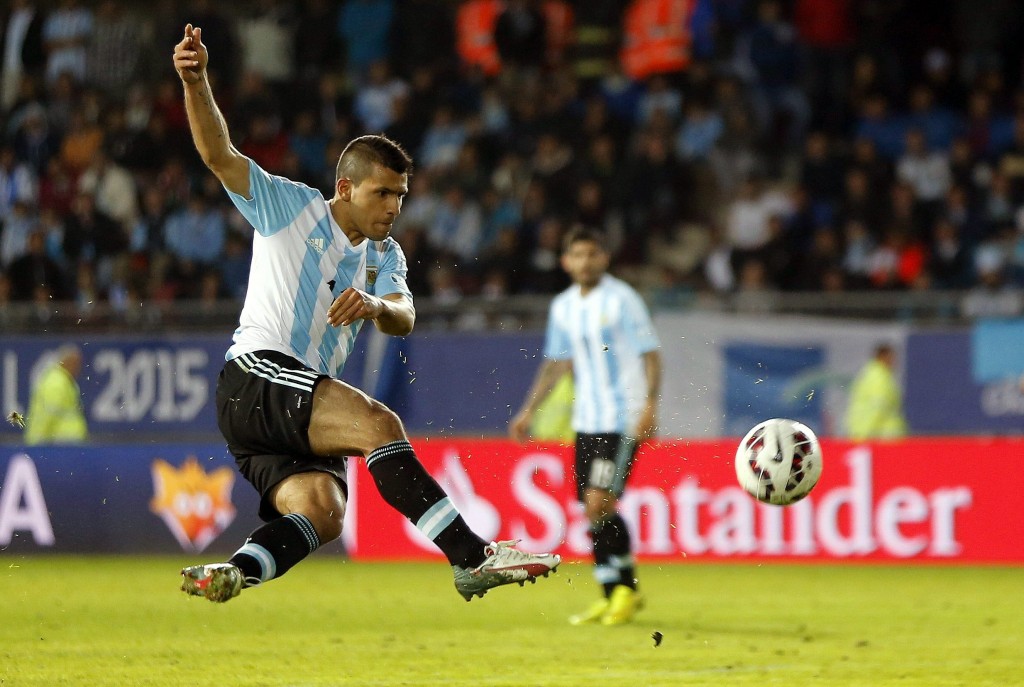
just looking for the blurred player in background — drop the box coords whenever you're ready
[172,24,559,604]
[510,227,661,625]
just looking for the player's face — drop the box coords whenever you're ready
[561,239,609,289]
[345,164,408,241]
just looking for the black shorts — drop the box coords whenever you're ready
[216,350,348,521]
[574,432,638,501]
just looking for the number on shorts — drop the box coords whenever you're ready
[589,458,616,490]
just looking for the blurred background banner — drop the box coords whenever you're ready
[723,341,825,435]
[4,437,1019,563]
[655,312,909,437]
[6,315,1024,440]
[0,335,229,437]
[0,443,261,554]
[905,326,1024,434]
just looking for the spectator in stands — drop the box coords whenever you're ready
[418,104,466,172]
[523,216,568,293]
[790,225,841,291]
[23,343,88,445]
[637,74,683,127]
[293,0,340,88]
[456,0,503,78]
[163,191,226,268]
[61,191,125,285]
[529,131,578,217]
[353,60,408,134]
[288,109,329,183]
[928,217,973,289]
[235,0,296,88]
[429,185,483,261]
[896,128,953,216]
[58,108,103,174]
[794,0,855,131]
[396,2,456,77]
[241,114,290,174]
[0,197,38,268]
[0,144,37,221]
[854,92,905,160]
[620,0,693,81]
[41,0,92,86]
[0,0,47,111]
[675,95,724,163]
[77,147,138,232]
[961,244,1024,318]
[337,0,394,84]
[739,0,809,151]
[86,0,139,98]
[10,102,57,175]
[494,0,547,74]
[7,227,63,300]
[568,0,620,89]
[2,0,1024,322]
[844,343,908,441]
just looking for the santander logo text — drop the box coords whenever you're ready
[504,447,972,560]
[352,438,1016,562]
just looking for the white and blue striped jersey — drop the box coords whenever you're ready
[223,159,412,377]
[543,275,659,435]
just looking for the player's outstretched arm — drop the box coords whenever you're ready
[173,24,249,197]
[509,358,572,443]
[635,349,662,440]
[328,289,415,336]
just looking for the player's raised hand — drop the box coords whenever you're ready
[173,24,208,85]
[328,287,384,327]
[509,410,532,444]
[635,401,657,441]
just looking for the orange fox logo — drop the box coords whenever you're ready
[150,456,236,552]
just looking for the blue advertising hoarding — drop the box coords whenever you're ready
[3,319,1021,440]
[904,326,1024,434]
[0,335,230,438]
[723,342,825,436]
[0,444,263,554]
[0,331,546,439]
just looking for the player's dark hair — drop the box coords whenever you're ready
[336,134,413,184]
[562,226,607,254]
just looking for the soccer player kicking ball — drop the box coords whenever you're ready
[510,228,661,625]
[172,25,559,603]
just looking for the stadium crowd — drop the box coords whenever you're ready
[2,0,1024,319]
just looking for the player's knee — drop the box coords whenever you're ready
[304,492,346,543]
[310,510,344,543]
[583,489,617,523]
[366,400,405,443]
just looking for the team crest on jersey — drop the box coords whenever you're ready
[367,266,378,285]
[149,456,236,552]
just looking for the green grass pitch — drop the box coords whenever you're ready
[2,556,1021,686]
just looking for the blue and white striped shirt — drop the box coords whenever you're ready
[223,159,412,377]
[544,275,659,434]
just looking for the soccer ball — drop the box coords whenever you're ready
[735,418,823,506]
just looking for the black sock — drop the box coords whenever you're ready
[229,512,320,587]
[592,513,636,596]
[367,439,487,568]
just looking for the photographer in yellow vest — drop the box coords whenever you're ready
[24,345,88,445]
